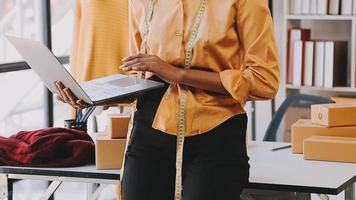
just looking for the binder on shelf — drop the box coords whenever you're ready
[329,0,340,15]
[293,41,304,86]
[302,0,311,14]
[310,0,318,14]
[314,41,325,87]
[323,41,348,88]
[287,29,311,84]
[290,0,302,14]
[317,0,328,15]
[341,0,353,15]
[303,41,314,86]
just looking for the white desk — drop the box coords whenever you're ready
[247,142,356,200]
[0,166,120,200]
[0,142,355,200]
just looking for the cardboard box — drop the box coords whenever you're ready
[331,96,356,103]
[304,136,356,163]
[283,106,311,142]
[108,115,131,139]
[95,134,126,169]
[291,119,356,153]
[311,103,356,127]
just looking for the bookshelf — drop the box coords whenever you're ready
[286,85,356,93]
[281,1,356,96]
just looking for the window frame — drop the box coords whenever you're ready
[0,0,70,128]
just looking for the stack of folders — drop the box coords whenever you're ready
[290,0,356,15]
[287,29,348,88]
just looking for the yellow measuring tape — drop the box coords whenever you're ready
[121,1,207,200]
[175,1,207,199]
[120,0,155,186]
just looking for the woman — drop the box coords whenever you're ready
[56,0,279,199]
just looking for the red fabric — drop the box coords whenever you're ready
[0,128,95,167]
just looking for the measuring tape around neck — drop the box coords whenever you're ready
[121,1,208,200]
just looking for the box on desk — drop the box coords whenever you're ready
[108,115,131,139]
[304,136,356,163]
[311,103,356,127]
[95,134,126,170]
[291,119,356,153]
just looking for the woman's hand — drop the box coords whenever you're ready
[54,81,90,109]
[53,81,135,109]
[120,54,184,84]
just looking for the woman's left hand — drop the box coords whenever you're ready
[120,54,184,84]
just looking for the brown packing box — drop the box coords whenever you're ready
[291,119,356,154]
[311,103,356,127]
[283,106,310,142]
[304,136,356,163]
[108,115,131,139]
[95,134,126,169]
[331,96,356,103]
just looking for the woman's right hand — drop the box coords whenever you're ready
[53,81,90,109]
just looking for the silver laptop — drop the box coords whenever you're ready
[6,36,164,105]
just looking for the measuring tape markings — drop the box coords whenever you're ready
[175,1,207,200]
[119,0,155,188]
[120,1,208,200]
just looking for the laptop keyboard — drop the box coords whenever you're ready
[81,82,126,101]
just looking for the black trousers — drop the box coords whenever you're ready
[122,80,250,200]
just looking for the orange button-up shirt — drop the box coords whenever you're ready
[129,0,280,136]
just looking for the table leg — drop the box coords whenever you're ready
[345,183,355,200]
[87,183,99,200]
[40,181,62,200]
[89,184,107,200]
[296,192,311,200]
[0,174,11,200]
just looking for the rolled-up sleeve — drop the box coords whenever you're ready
[219,0,280,106]
[129,0,142,55]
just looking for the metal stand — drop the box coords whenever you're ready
[40,181,62,200]
[0,172,117,200]
[295,192,311,200]
[0,174,11,200]
[87,183,107,200]
[345,183,355,200]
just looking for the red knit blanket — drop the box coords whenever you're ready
[0,128,95,167]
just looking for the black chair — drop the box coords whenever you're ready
[263,93,334,142]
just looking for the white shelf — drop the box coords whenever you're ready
[287,15,356,21]
[286,85,356,93]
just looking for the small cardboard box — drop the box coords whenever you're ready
[304,136,356,163]
[331,96,356,103]
[95,134,126,169]
[311,103,356,127]
[283,106,311,142]
[291,119,356,153]
[108,115,131,139]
